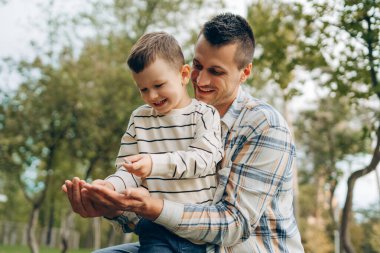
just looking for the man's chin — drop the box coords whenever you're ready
[195,91,214,103]
[196,95,213,105]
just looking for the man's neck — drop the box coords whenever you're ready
[216,100,234,117]
[217,87,240,117]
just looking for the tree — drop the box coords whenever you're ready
[295,94,372,248]
[246,0,326,220]
[1,0,225,252]
[312,0,380,252]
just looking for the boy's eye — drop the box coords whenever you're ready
[154,83,164,88]
[140,88,148,92]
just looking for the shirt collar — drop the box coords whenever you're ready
[221,86,249,130]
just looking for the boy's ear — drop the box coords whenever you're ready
[240,63,252,83]
[181,64,191,86]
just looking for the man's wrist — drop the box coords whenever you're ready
[155,199,184,229]
[135,197,164,220]
[104,210,123,220]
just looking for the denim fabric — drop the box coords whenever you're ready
[135,219,206,253]
[92,242,140,253]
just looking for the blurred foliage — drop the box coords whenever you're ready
[247,1,325,100]
[0,0,379,252]
[0,0,224,250]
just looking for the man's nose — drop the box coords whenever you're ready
[196,70,210,86]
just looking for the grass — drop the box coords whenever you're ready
[0,245,91,253]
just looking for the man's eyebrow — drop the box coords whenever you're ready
[193,58,227,72]
[208,65,226,72]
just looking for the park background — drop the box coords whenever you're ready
[0,0,379,252]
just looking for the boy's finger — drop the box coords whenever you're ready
[124,154,142,163]
[123,162,141,173]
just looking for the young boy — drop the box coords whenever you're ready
[104,32,223,253]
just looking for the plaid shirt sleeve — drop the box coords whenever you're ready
[155,100,297,247]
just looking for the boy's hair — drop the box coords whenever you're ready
[127,32,185,73]
[200,13,255,69]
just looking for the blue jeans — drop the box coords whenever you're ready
[92,219,206,253]
[92,242,140,253]
[135,219,206,253]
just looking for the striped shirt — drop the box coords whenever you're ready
[106,99,223,206]
[153,87,304,252]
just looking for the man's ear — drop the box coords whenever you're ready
[181,64,191,86]
[240,63,252,83]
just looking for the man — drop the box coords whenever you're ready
[64,13,304,252]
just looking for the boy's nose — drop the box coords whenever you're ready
[149,90,159,100]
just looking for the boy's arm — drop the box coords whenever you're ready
[105,114,142,192]
[150,105,223,179]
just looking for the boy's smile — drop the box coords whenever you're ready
[132,57,191,114]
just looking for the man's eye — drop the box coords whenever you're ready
[193,63,202,70]
[210,69,223,76]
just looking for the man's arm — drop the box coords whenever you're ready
[84,110,295,246]
[155,119,295,246]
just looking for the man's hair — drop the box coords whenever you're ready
[127,32,184,73]
[200,13,255,69]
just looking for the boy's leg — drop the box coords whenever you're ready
[92,242,140,253]
[135,219,173,253]
[136,219,206,253]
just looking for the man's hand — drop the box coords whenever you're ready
[123,154,152,178]
[62,177,122,219]
[82,183,163,220]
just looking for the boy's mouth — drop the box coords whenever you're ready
[153,99,167,107]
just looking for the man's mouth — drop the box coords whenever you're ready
[196,86,215,93]
[153,99,167,107]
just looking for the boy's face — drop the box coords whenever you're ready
[191,35,251,116]
[132,57,191,114]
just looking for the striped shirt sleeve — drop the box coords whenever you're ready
[155,107,295,246]
[105,113,141,192]
[150,105,223,179]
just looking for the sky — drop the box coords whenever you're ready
[0,0,379,210]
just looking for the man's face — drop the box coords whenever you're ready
[191,35,247,116]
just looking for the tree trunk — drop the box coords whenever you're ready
[27,204,40,253]
[315,175,324,223]
[46,204,55,246]
[340,125,380,253]
[60,211,75,253]
[328,178,338,229]
[283,93,300,221]
[107,226,116,247]
[93,217,101,250]
[375,167,380,207]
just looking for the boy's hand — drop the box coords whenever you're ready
[123,154,152,178]
[92,179,115,191]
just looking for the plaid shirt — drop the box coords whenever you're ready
[155,87,304,252]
